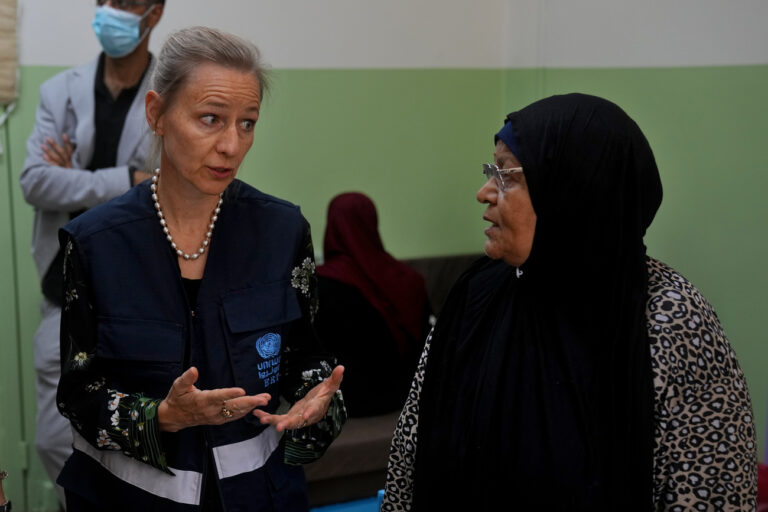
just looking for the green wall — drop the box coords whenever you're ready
[0,110,30,510]
[1,64,766,510]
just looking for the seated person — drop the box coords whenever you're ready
[315,192,431,417]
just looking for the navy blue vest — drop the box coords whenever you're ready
[59,180,312,511]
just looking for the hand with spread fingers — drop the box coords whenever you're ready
[158,366,271,433]
[41,133,74,168]
[253,365,344,432]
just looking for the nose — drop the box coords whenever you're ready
[216,123,239,157]
[476,178,497,205]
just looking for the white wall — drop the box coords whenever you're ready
[17,0,506,68]
[517,0,768,68]
[16,0,768,68]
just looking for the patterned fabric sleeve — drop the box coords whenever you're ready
[380,329,432,512]
[56,234,171,474]
[281,222,347,465]
[647,258,757,511]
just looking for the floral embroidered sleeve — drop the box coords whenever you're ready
[281,221,347,465]
[56,233,171,474]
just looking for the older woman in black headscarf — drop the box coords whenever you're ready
[382,93,757,511]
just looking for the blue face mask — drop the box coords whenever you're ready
[92,5,155,58]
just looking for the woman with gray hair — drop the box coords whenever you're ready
[55,26,345,511]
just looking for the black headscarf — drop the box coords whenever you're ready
[414,94,663,510]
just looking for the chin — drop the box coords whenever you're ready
[484,241,502,261]
[486,243,525,267]
[199,179,233,196]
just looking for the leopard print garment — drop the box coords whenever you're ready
[381,258,757,511]
[647,258,756,510]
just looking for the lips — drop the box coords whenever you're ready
[208,166,234,179]
[483,214,499,237]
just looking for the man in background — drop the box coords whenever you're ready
[19,0,164,503]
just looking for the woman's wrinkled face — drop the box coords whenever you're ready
[146,62,261,198]
[477,140,537,267]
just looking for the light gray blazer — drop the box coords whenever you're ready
[19,56,155,282]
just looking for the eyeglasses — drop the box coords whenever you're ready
[97,0,155,8]
[482,163,524,192]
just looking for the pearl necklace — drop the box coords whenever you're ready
[151,170,223,261]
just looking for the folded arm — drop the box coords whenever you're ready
[19,85,131,211]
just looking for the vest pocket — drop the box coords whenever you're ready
[221,282,302,413]
[97,316,185,397]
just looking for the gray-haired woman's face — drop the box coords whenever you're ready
[476,140,537,267]
[146,62,262,198]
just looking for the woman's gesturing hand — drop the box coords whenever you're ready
[253,365,344,432]
[158,367,271,432]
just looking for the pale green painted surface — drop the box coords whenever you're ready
[1,65,766,510]
[0,113,29,510]
[241,68,502,258]
[5,66,66,512]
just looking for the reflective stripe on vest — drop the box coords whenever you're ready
[212,426,282,479]
[72,429,203,505]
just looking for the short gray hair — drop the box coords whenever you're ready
[151,26,270,112]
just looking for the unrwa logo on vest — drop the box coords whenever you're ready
[255,333,281,359]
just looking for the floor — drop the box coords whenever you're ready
[310,491,383,512]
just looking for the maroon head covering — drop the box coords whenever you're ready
[317,192,428,354]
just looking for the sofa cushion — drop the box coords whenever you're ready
[403,253,482,315]
[304,410,400,482]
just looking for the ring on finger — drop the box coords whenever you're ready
[221,402,234,419]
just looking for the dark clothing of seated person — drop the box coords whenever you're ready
[315,193,431,417]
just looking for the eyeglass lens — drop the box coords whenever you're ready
[482,163,499,181]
